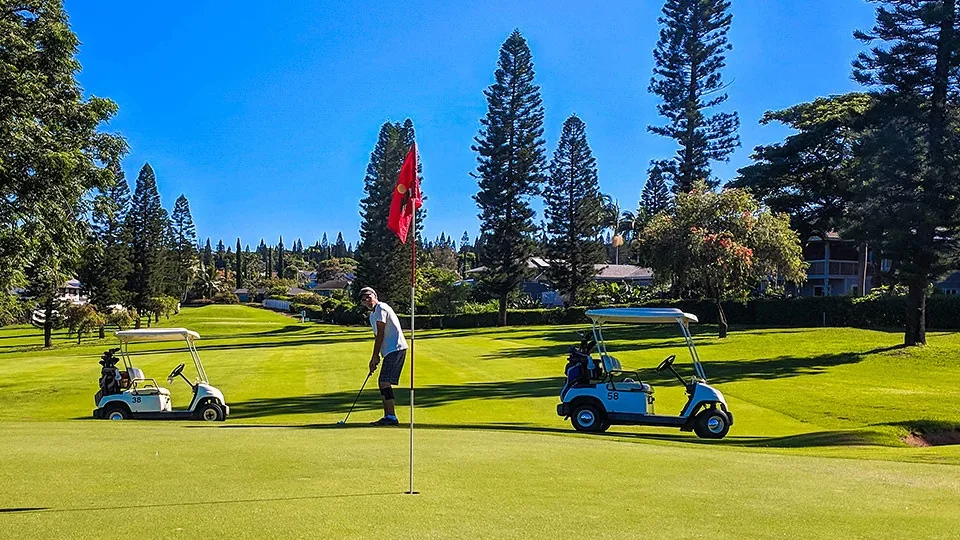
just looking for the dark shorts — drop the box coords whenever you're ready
[379,349,406,386]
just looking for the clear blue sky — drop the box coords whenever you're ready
[65,0,877,250]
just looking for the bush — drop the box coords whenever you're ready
[293,293,322,306]
[212,291,240,304]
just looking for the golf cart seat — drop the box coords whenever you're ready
[611,379,652,393]
[126,367,170,396]
[601,355,622,372]
[602,355,653,393]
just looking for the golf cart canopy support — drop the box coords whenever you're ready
[114,328,208,384]
[585,308,707,381]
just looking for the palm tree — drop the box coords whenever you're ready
[600,195,636,264]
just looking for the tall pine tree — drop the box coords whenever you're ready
[648,0,740,192]
[355,120,420,305]
[125,163,169,316]
[640,161,673,218]
[203,239,213,271]
[849,0,960,345]
[79,164,133,310]
[543,115,606,305]
[473,30,546,325]
[277,236,285,278]
[236,238,243,289]
[170,195,197,301]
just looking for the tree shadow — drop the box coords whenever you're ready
[229,376,564,419]
[193,421,899,449]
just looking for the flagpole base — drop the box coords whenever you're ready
[404,491,420,495]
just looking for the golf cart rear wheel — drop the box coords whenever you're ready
[693,409,729,439]
[196,402,225,422]
[570,403,608,433]
[104,404,129,421]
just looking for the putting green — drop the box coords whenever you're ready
[0,305,958,538]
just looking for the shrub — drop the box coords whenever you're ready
[212,291,240,304]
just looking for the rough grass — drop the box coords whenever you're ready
[0,305,958,538]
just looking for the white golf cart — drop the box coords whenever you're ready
[557,308,732,439]
[93,328,229,421]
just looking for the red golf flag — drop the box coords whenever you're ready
[388,142,422,244]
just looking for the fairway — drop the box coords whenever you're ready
[1,305,959,538]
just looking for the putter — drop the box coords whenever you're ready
[337,371,373,426]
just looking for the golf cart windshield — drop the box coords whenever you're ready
[114,328,208,383]
[584,308,707,380]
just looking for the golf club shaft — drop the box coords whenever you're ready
[341,371,372,424]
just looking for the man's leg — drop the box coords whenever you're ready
[379,381,396,417]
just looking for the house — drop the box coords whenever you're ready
[936,271,960,295]
[60,279,87,304]
[795,232,871,297]
[465,259,654,305]
[593,264,654,285]
[312,279,351,297]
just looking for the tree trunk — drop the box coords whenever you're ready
[43,300,53,348]
[716,299,728,339]
[498,292,508,327]
[134,316,142,329]
[904,283,927,346]
[99,325,105,339]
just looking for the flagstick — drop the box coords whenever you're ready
[407,196,418,495]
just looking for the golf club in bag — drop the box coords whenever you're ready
[337,371,372,426]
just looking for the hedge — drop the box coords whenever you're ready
[287,294,960,331]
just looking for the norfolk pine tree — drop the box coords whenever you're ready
[355,120,420,305]
[543,115,606,305]
[170,195,198,301]
[125,164,169,320]
[80,164,133,313]
[473,30,547,325]
[648,0,740,192]
[849,0,960,345]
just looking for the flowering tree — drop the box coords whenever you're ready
[636,183,805,337]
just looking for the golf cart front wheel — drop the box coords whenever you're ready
[693,409,730,439]
[196,402,225,422]
[570,403,609,433]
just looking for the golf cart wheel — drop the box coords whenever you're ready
[694,409,730,439]
[196,402,225,422]
[104,404,129,421]
[570,403,608,433]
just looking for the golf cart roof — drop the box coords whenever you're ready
[586,308,699,325]
[115,328,201,343]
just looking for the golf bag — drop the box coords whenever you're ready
[95,348,122,405]
[561,333,598,399]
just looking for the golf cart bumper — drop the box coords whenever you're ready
[557,403,569,417]
[92,408,104,419]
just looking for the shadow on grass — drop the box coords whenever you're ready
[229,347,902,419]
[0,491,397,515]
[229,376,565,419]
[200,421,900,448]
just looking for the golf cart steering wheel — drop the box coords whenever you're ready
[657,355,676,372]
[168,363,185,380]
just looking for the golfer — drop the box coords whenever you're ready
[359,287,407,426]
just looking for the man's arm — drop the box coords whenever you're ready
[369,321,386,373]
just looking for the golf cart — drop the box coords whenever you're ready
[557,308,732,439]
[93,328,229,421]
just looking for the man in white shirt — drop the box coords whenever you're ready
[359,287,408,426]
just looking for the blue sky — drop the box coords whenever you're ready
[65,0,877,250]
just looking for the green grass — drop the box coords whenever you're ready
[1,305,959,538]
